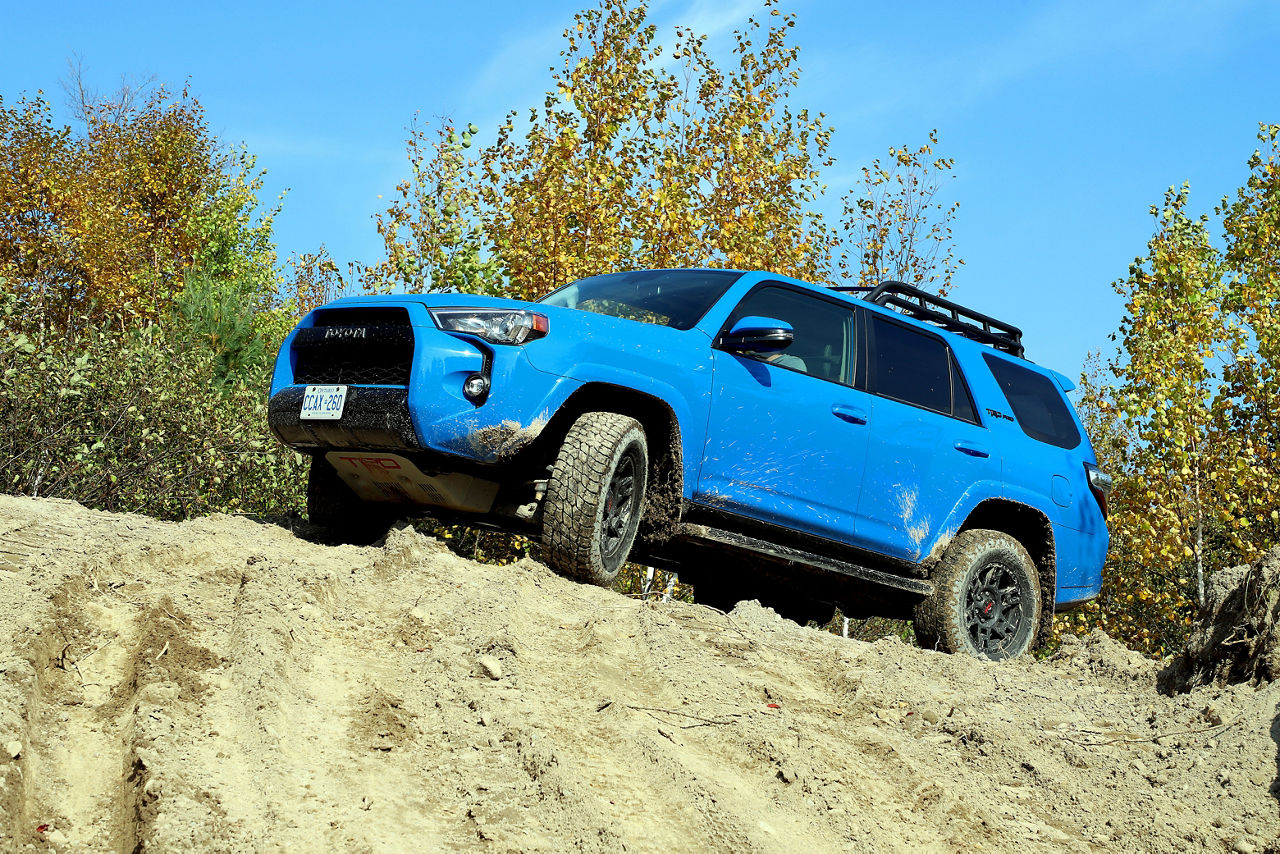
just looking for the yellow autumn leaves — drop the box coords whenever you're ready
[1059,124,1280,657]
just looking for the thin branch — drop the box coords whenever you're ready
[626,704,741,727]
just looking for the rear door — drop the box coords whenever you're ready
[695,284,871,543]
[855,313,999,561]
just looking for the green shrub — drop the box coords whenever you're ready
[0,291,304,520]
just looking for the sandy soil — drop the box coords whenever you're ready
[1,494,1277,853]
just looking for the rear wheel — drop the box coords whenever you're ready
[542,412,648,586]
[914,529,1041,661]
[307,457,394,545]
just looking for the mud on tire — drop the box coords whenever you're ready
[306,456,394,546]
[542,412,648,586]
[914,529,1042,661]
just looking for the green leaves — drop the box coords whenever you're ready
[363,117,503,297]
[0,290,305,520]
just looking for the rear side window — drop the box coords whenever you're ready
[983,354,1081,449]
[868,314,952,414]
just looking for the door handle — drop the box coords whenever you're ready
[954,441,990,458]
[832,404,868,425]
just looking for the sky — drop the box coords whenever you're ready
[3,0,1279,379]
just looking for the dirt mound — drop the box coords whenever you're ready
[1166,547,1280,692]
[2,495,1279,852]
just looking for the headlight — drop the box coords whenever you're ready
[430,308,549,344]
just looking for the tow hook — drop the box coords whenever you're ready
[515,478,550,521]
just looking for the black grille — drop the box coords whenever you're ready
[293,352,412,385]
[291,309,415,386]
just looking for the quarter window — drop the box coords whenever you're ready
[950,355,979,423]
[983,354,1081,449]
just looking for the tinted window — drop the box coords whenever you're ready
[983,354,1081,449]
[725,285,854,383]
[538,269,741,330]
[950,355,978,423]
[869,315,951,413]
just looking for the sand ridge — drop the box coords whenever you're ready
[0,494,1276,852]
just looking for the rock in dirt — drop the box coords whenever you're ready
[477,654,504,680]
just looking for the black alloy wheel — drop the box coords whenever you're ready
[600,450,641,567]
[962,559,1028,658]
[914,529,1042,661]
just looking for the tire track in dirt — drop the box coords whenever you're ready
[23,587,142,852]
[0,503,229,851]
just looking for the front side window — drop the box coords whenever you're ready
[724,285,854,383]
[538,269,742,330]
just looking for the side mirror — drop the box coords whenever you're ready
[719,316,794,354]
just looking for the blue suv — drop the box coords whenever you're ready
[268,270,1110,660]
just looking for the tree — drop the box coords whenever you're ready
[480,0,665,298]
[1,75,303,524]
[1218,123,1280,556]
[368,0,835,301]
[364,118,502,296]
[638,4,835,279]
[837,129,962,294]
[1055,125,1280,657]
[1113,184,1230,608]
[0,93,77,320]
[0,86,278,325]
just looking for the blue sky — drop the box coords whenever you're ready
[4,0,1278,378]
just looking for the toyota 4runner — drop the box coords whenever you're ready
[268,270,1111,660]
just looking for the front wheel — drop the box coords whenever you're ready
[914,529,1042,661]
[542,412,648,586]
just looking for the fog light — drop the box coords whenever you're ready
[463,373,490,402]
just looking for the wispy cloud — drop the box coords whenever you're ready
[946,0,1253,102]
[657,0,760,39]
[803,0,1257,127]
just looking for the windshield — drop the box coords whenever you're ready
[537,269,742,330]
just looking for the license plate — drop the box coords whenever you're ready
[301,385,347,420]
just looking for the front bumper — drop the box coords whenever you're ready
[269,303,581,464]
[268,387,419,451]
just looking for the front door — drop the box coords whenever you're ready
[696,285,870,544]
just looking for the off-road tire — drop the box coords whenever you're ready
[542,412,648,586]
[307,456,394,546]
[914,529,1042,661]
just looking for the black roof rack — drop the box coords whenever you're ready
[830,280,1025,358]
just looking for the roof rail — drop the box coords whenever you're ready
[831,280,1025,358]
